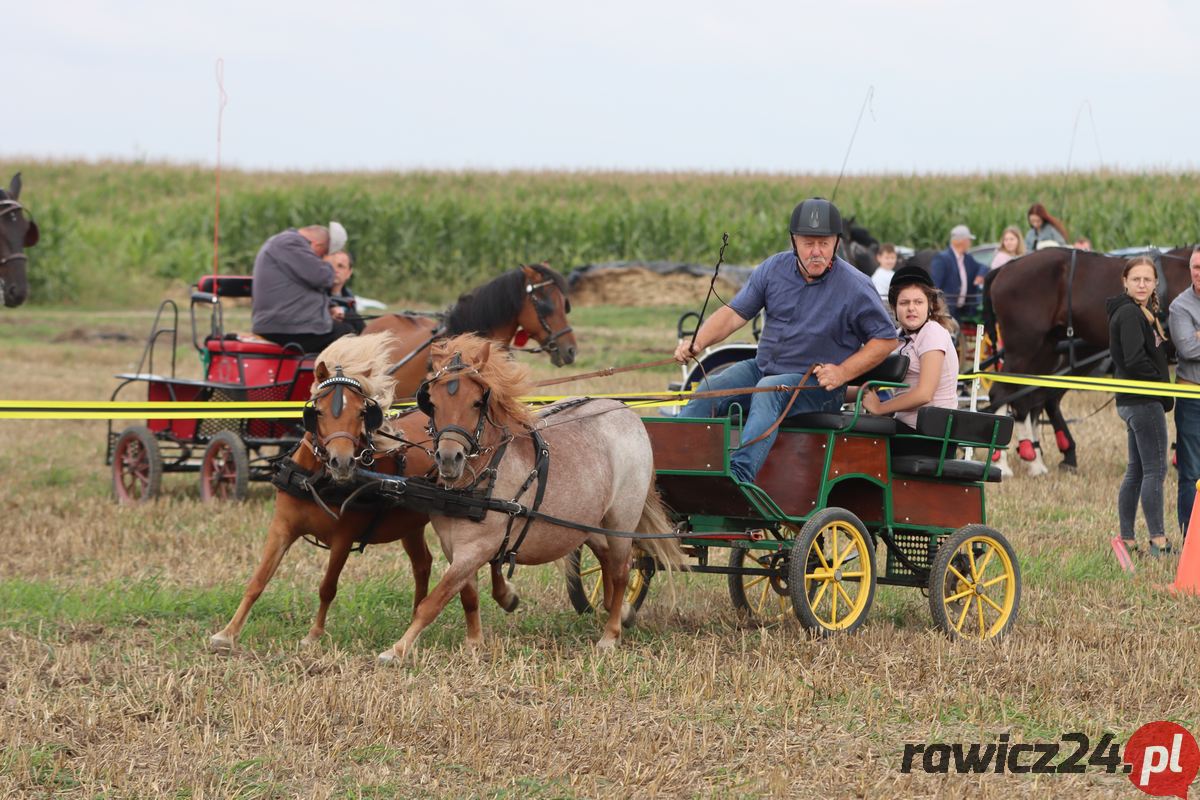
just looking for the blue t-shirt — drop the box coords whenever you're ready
[728,252,897,375]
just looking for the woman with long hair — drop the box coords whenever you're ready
[861,265,959,432]
[990,225,1027,269]
[1109,255,1174,556]
[1025,202,1069,252]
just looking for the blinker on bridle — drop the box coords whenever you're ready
[421,352,491,456]
[525,277,572,354]
[304,366,384,466]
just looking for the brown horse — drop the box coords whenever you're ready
[983,246,1194,474]
[377,334,687,663]
[210,333,519,652]
[1,173,39,307]
[363,263,576,398]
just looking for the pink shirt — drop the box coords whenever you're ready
[894,322,959,428]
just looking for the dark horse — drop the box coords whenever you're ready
[840,215,879,276]
[0,173,39,307]
[362,263,576,398]
[983,246,1194,475]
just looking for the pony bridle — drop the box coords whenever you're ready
[0,199,31,268]
[525,278,573,356]
[418,352,492,457]
[303,368,384,467]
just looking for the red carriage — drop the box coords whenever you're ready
[106,275,317,503]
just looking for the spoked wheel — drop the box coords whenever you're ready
[929,525,1020,641]
[112,425,163,505]
[728,547,793,625]
[199,431,249,502]
[565,546,652,628]
[787,508,876,636]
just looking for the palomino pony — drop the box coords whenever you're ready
[362,263,576,397]
[210,333,519,652]
[377,334,687,663]
[1,173,39,307]
[983,246,1195,475]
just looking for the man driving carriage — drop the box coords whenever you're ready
[673,197,898,483]
[251,223,356,352]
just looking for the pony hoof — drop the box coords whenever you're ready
[377,648,398,665]
[1058,462,1077,473]
[595,638,618,651]
[208,634,233,653]
[1026,463,1049,477]
[299,634,321,648]
[501,594,520,614]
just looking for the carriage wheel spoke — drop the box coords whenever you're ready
[834,581,854,609]
[979,592,1005,614]
[982,573,1009,589]
[954,594,973,631]
[976,593,987,635]
[967,547,980,581]
[974,546,995,579]
[809,579,829,611]
[945,584,974,603]
[813,541,831,571]
[948,565,971,585]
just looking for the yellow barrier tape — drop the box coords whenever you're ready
[7,371,1189,421]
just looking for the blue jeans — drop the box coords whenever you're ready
[1117,403,1168,542]
[1175,397,1200,536]
[679,359,842,482]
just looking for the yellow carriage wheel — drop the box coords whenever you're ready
[928,525,1020,641]
[565,546,652,628]
[728,547,793,625]
[787,508,876,636]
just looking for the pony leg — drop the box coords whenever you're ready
[210,514,301,651]
[1017,414,1049,477]
[300,535,354,647]
[459,572,483,649]
[489,562,520,613]
[1046,395,1077,471]
[379,540,490,664]
[397,526,433,614]
[593,539,634,649]
[990,404,1015,479]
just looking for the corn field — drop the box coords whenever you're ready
[8,160,1199,307]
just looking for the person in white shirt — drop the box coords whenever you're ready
[871,242,898,298]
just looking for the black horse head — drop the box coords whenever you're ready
[0,173,39,308]
[836,214,880,276]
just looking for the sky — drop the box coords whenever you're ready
[8,0,1199,174]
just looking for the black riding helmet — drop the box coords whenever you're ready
[789,197,843,237]
[887,263,936,308]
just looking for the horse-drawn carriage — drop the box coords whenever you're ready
[568,355,1022,641]
[107,275,316,503]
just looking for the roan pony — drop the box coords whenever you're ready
[210,333,519,652]
[363,263,576,397]
[0,172,39,308]
[377,334,687,663]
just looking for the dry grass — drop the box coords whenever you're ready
[2,304,1198,798]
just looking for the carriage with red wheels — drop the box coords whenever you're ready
[567,354,1023,641]
[106,275,317,504]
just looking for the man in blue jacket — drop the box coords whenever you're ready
[930,224,986,322]
[674,198,897,484]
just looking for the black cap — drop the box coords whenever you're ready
[887,263,935,307]
[789,198,843,237]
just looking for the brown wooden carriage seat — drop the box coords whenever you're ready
[890,407,1014,483]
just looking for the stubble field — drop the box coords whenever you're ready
[1,304,1198,799]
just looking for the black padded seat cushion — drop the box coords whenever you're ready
[892,455,1002,483]
[914,406,1014,446]
[785,412,897,435]
[857,352,910,385]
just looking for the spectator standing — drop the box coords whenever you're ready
[990,226,1026,270]
[871,243,898,298]
[1168,245,1200,537]
[1109,256,1174,556]
[1025,202,1069,252]
[929,224,986,322]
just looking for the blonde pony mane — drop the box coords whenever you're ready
[430,334,536,429]
[312,332,399,409]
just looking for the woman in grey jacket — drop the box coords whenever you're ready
[1108,256,1174,556]
[1024,202,1069,252]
